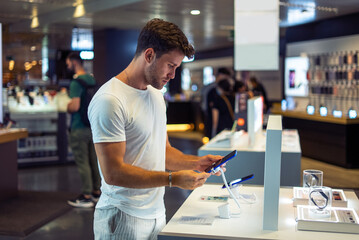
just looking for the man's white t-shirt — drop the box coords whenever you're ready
[88,77,167,219]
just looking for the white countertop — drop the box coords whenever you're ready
[160,184,359,240]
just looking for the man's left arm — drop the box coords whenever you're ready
[67,97,80,113]
[67,80,81,113]
[165,134,222,172]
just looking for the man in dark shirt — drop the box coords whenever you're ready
[205,67,232,138]
[212,78,235,136]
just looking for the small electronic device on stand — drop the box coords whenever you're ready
[206,150,256,218]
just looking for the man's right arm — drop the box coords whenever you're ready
[94,141,210,190]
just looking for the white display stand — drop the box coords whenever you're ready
[247,96,263,148]
[263,115,282,230]
[296,206,359,234]
[159,184,359,240]
[198,129,301,186]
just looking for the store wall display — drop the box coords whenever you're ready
[285,34,359,116]
[284,56,309,97]
[307,50,359,116]
[12,112,59,165]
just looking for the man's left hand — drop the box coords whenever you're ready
[195,155,226,176]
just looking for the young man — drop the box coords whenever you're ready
[88,19,224,239]
[66,52,101,208]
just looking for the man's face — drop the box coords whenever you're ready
[66,58,74,72]
[145,49,184,90]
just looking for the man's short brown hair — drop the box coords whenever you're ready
[67,52,83,65]
[135,18,195,59]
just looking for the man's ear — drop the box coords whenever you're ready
[144,48,155,63]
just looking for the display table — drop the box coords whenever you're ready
[198,130,301,186]
[272,109,359,168]
[0,128,28,201]
[159,184,359,240]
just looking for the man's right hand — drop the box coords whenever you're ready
[172,170,210,190]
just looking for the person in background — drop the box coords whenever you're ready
[248,76,269,112]
[212,78,235,136]
[66,52,101,208]
[205,67,232,138]
[88,18,224,240]
[234,80,254,97]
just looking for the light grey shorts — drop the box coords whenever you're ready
[94,207,166,240]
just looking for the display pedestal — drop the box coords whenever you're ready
[198,129,301,186]
[296,205,359,234]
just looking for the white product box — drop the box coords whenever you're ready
[293,187,348,208]
[296,205,359,234]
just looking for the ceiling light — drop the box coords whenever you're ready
[24,62,32,71]
[30,46,36,51]
[9,60,15,71]
[31,17,39,28]
[74,4,86,18]
[80,51,94,60]
[190,10,200,15]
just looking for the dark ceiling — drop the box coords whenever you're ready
[1,0,359,73]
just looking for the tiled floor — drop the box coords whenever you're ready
[0,132,358,239]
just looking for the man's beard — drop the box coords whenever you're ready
[146,60,163,90]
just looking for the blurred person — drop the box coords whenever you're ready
[66,52,101,208]
[88,18,224,240]
[212,78,235,137]
[234,80,253,97]
[234,80,246,94]
[204,67,232,138]
[248,76,269,112]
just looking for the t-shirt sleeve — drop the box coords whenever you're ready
[212,95,222,110]
[88,93,126,143]
[69,80,83,98]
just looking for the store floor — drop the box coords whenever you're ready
[1,132,358,240]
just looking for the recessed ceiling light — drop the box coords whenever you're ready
[190,10,200,15]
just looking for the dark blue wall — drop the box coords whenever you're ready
[94,29,140,85]
[195,46,234,60]
[285,12,359,43]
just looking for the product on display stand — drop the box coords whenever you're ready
[293,187,348,208]
[296,206,359,234]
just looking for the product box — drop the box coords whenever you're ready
[293,187,348,207]
[296,205,359,234]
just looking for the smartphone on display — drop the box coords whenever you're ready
[205,150,237,173]
[222,174,254,189]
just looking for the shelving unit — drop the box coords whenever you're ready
[10,111,73,166]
